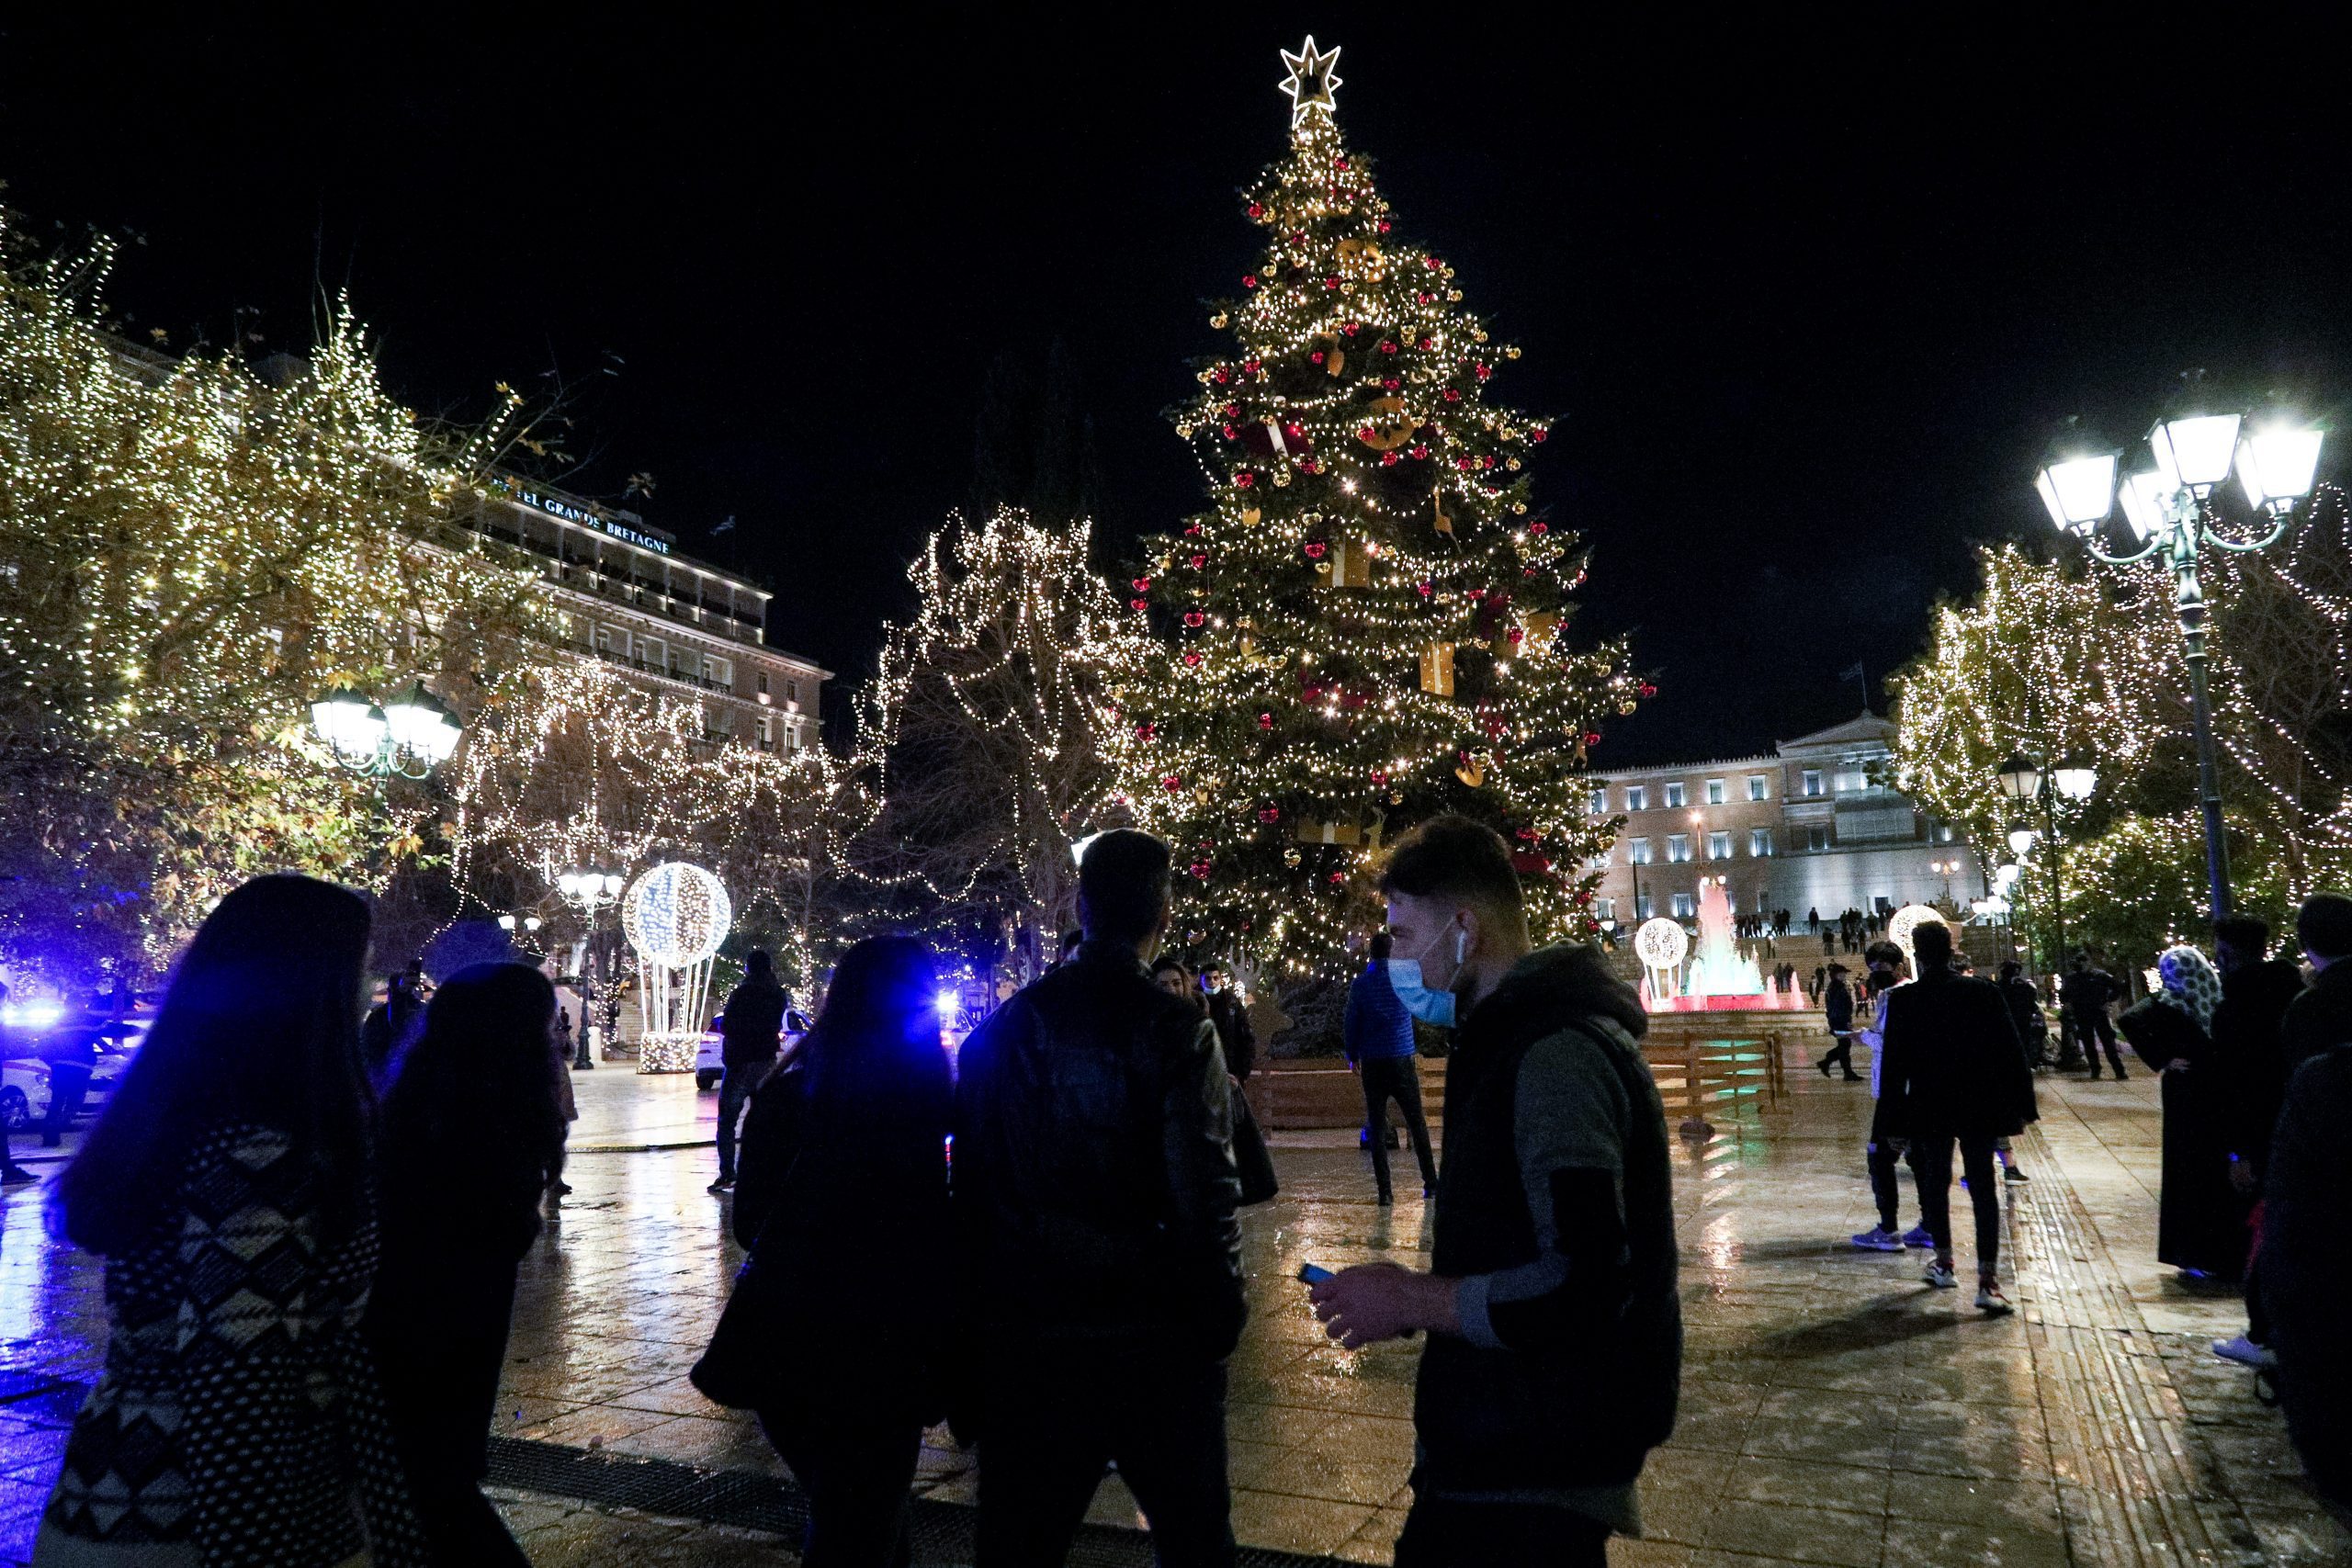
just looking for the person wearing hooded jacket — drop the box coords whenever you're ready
[1309,817,1678,1568]
[2120,945,2248,1281]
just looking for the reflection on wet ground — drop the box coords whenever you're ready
[2,1061,2343,1564]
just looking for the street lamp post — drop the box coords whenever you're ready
[2034,404,2324,917]
[555,866,626,1070]
[308,680,462,778]
[1996,751,2098,976]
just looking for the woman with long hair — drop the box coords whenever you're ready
[722,936,952,1568]
[366,961,570,1566]
[1150,956,1204,1011]
[38,874,426,1567]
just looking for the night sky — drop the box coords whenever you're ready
[5,15,2346,763]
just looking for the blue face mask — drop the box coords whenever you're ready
[1385,926,1464,1028]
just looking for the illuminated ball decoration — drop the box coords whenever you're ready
[622,861,731,969]
[1885,905,1947,975]
[1634,918,1690,972]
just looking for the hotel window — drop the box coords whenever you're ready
[1801,824,1832,852]
[1628,837,1652,865]
[1747,775,1768,801]
[1707,831,1732,860]
[1802,769,1824,797]
[1667,833,1690,863]
[757,716,775,751]
[595,623,628,658]
[1670,893,1696,919]
[704,655,734,688]
[1635,893,1654,919]
[1750,829,1774,857]
[1595,898,1615,922]
[1624,784,1645,812]
[757,671,771,695]
[1936,822,1955,842]
[1705,779,1726,805]
[786,679,802,705]
[638,637,665,672]
[1588,787,1607,816]
[1663,782,1687,808]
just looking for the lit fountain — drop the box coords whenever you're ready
[1648,875,1804,1012]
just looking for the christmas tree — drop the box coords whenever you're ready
[1114,38,1645,979]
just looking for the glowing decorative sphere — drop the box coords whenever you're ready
[622,862,731,969]
[1634,917,1690,971]
[1886,904,1948,973]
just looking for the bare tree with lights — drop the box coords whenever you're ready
[1112,38,1644,978]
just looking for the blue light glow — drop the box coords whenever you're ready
[0,1000,63,1031]
[934,989,961,1019]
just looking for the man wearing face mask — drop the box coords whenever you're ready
[1311,816,1679,1568]
[1343,930,1441,1204]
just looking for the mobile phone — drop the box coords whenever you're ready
[1297,1263,1336,1285]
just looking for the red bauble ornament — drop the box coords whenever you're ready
[1188,553,1207,570]
[1342,321,1361,336]
[1190,862,1211,879]
[1383,377,1400,390]
[1258,713,1274,730]
[1183,611,1205,627]
[1129,597,1148,612]
[1221,423,1238,439]
[1162,774,1183,793]
[1639,682,1657,698]
[1183,523,1203,536]
[1135,722,1156,739]
[1529,522,1548,536]
[1257,804,1281,822]
[1410,444,1430,460]
[1324,276,1340,290]
[1182,651,1203,667]
[1531,426,1549,443]
[1235,472,1255,488]
[1424,255,1442,270]
[1583,730,1603,747]
[1242,275,1258,288]
[1224,403,1240,416]
[1443,389,1462,402]
[1371,770,1388,787]
[1310,351,1326,365]
[1475,364,1492,380]
[1303,541,1328,559]
[1246,201,1263,218]
[1329,871,1347,886]
[1508,626,1525,644]
[1377,220,1392,232]
[1213,367,1230,383]
[1244,359,1262,375]
[1380,451,1399,467]
[1417,291,1433,304]
[1417,581,1434,597]
[1131,577,1151,592]
[1380,340,1398,355]
[1456,457,1475,471]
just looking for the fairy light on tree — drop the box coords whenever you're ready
[1112,38,1644,976]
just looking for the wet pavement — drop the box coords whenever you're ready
[3,1057,2345,1565]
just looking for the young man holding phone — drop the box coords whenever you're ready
[1310,816,1679,1567]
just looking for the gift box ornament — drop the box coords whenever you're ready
[1319,539,1374,589]
[1295,816,1363,846]
[1521,610,1559,650]
[1419,642,1456,695]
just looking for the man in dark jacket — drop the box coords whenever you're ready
[1199,959,1256,1082]
[1877,919,2034,1313]
[2260,1035,2352,1523]
[1818,966,1860,1079]
[1997,961,2048,1070]
[1311,817,1678,1568]
[954,829,1243,1567]
[2278,892,2352,1077]
[2061,955,2129,1078]
[2208,914,2306,1368]
[1342,930,1439,1204]
[708,949,787,1194]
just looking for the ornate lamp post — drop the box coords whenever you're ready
[308,680,462,778]
[555,866,625,1070]
[1995,751,2097,974]
[2033,403,2324,915]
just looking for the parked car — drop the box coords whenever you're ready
[0,1057,51,1130]
[695,1010,810,1090]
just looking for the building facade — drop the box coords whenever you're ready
[1581,712,1976,929]
[463,479,829,752]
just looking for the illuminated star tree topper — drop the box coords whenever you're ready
[1278,36,1342,128]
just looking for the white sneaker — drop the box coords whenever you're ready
[1923,1263,1958,1289]
[1975,1282,2014,1314]
[2212,1335,2276,1369]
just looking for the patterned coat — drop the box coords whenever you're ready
[40,1123,425,1567]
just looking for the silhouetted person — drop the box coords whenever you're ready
[2120,945,2242,1280]
[368,963,569,1566]
[0,978,31,1183]
[2062,954,2128,1078]
[730,937,954,1568]
[2260,1020,2352,1524]
[1818,966,1860,1079]
[1876,919,2033,1313]
[2278,892,2352,1077]
[955,829,1244,1567]
[1344,930,1440,1203]
[40,875,427,1564]
[1997,960,2047,1069]
[2208,915,2303,1368]
[360,960,425,1086]
[710,948,788,1193]
[1312,818,1678,1567]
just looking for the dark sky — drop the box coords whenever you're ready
[6,14,2346,763]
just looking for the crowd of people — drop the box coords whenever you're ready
[1824,894,2352,1524]
[22,817,1684,1568]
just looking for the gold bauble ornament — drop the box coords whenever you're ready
[1283,848,1302,867]
[1618,700,1638,716]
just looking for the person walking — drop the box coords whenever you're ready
[1818,965,1861,1079]
[37,1021,96,1149]
[1876,919,2033,1313]
[1200,960,1257,1084]
[0,979,34,1184]
[709,947,788,1194]
[1850,957,1930,1252]
[368,962,571,1566]
[1310,818,1678,1567]
[2278,891,2352,1077]
[2120,945,2248,1281]
[37,874,427,1566]
[1343,931,1440,1204]
[728,937,954,1568]
[2207,914,2304,1369]
[2258,1020,2352,1524]
[954,830,1244,1568]
[2062,954,2129,1078]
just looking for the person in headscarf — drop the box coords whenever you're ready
[2120,944,2249,1280]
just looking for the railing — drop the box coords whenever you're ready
[586,642,736,695]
